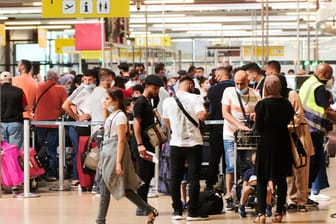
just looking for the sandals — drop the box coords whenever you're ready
[271,213,283,223]
[147,209,159,224]
[253,214,266,223]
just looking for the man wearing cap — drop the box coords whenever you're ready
[162,75,208,221]
[1,71,28,149]
[131,75,163,216]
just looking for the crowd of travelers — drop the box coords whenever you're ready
[1,59,336,223]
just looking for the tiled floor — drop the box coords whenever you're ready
[1,158,336,224]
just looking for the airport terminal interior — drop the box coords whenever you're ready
[1,0,336,223]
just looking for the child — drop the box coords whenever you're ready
[238,152,273,218]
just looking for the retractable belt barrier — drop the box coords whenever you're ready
[0,119,224,198]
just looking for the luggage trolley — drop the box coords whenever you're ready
[232,130,260,211]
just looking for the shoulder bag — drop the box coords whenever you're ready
[174,96,206,134]
[145,103,167,148]
[290,119,307,168]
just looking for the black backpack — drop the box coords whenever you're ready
[199,189,223,215]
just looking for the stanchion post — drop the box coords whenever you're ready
[58,121,65,190]
[15,119,39,198]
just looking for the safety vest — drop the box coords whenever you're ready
[299,75,329,135]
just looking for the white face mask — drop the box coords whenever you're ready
[236,87,248,95]
[204,83,211,90]
[107,105,114,112]
[83,83,96,89]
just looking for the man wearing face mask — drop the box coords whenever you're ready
[221,70,261,211]
[299,63,336,204]
[62,69,98,190]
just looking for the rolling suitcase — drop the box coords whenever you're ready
[19,148,45,178]
[1,141,24,187]
[77,136,95,190]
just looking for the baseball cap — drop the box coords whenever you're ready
[165,72,179,80]
[0,71,12,80]
[144,75,163,87]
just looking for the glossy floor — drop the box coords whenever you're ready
[1,159,336,224]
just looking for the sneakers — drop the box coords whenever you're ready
[172,211,183,220]
[309,193,331,201]
[238,205,246,217]
[306,198,319,207]
[266,205,272,217]
[186,215,209,221]
[225,198,234,211]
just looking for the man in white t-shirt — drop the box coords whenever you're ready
[162,76,208,221]
[221,70,261,211]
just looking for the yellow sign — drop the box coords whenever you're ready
[55,38,76,54]
[243,46,284,57]
[42,0,129,18]
[135,35,171,47]
[38,29,47,48]
[0,24,6,46]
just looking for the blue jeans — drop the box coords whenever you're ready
[170,145,202,217]
[224,139,252,176]
[36,128,59,177]
[1,122,23,149]
[68,126,79,180]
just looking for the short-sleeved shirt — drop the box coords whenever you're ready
[162,91,205,147]
[1,83,27,123]
[221,87,260,140]
[34,80,67,128]
[12,74,37,119]
[67,83,94,115]
[91,86,107,133]
[133,95,154,130]
[104,110,127,139]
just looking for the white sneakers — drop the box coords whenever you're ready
[309,193,331,201]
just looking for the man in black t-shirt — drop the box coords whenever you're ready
[205,66,234,190]
[132,75,163,216]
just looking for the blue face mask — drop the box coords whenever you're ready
[83,83,96,89]
[236,87,248,95]
[107,105,114,113]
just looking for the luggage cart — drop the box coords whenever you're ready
[232,130,260,212]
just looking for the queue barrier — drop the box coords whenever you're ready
[0,119,224,198]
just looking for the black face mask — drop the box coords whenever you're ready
[319,79,328,85]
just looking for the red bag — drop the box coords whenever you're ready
[1,141,24,187]
[19,148,45,178]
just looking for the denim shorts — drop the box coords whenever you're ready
[224,140,235,173]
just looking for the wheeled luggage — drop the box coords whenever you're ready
[19,147,45,178]
[1,141,24,187]
[77,136,95,190]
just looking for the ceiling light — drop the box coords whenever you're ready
[5,26,37,30]
[38,25,72,29]
[5,21,41,25]
[47,19,100,25]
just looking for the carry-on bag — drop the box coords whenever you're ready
[1,141,24,187]
[19,148,45,178]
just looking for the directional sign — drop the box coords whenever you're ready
[0,24,6,46]
[42,0,129,18]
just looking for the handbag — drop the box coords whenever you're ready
[290,119,307,169]
[81,140,98,174]
[83,145,99,170]
[145,121,167,149]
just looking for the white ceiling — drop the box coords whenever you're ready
[0,0,334,40]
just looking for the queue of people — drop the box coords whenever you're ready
[1,59,336,224]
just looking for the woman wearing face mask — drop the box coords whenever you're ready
[96,89,158,224]
[199,76,211,98]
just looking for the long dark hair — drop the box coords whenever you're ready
[107,88,126,114]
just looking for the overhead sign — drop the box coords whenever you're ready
[42,0,129,18]
[135,35,171,47]
[38,29,47,48]
[55,38,76,54]
[243,46,284,57]
[0,24,5,46]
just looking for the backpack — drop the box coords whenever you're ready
[199,189,224,215]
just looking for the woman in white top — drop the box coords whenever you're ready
[96,89,158,224]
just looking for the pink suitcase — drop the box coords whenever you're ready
[19,148,45,178]
[1,141,24,187]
